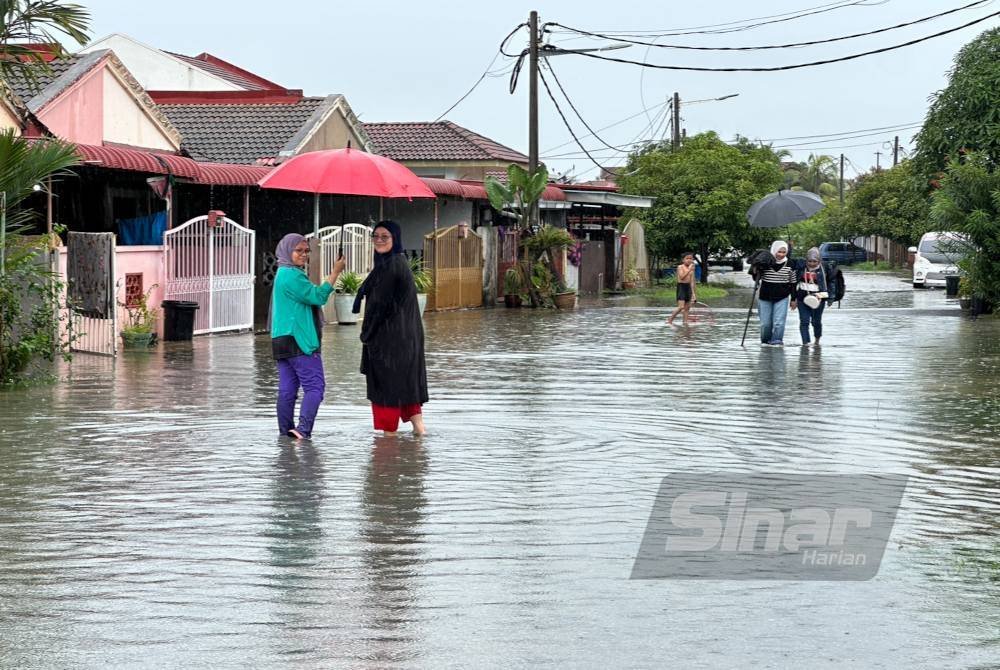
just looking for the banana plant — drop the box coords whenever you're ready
[485,164,548,231]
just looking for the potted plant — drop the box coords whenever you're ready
[409,256,432,315]
[503,266,524,308]
[119,284,159,349]
[334,271,362,324]
[958,276,972,310]
[523,224,577,309]
[623,264,639,290]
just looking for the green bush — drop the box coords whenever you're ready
[336,271,363,294]
[0,241,70,385]
[408,257,432,293]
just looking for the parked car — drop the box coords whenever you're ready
[707,252,744,271]
[819,242,868,265]
[910,231,967,288]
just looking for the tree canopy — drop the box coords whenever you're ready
[913,27,1000,178]
[843,160,931,244]
[617,132,783,279]
[930,152,1000,305]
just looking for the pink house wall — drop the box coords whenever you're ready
[57,245,166,338]
[37,66,104,146]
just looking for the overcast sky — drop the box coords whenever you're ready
[80,0,999,181]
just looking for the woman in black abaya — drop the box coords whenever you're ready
[352,220,428,434]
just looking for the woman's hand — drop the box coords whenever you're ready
[328,256,347,286]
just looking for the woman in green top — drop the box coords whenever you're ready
[270,233,344,439]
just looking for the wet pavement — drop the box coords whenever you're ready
[1,272,998,668]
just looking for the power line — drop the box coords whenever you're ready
[433,50,503,122]
[541,60,629,152]
[540,98,673,153]
[537,66,621,175]
[765,125,922,149]
[549,12,1000,72]
[546,0,992,52]
[544,0,880,39]
[753,122,921,143]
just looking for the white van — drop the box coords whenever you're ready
[910,232,967,288]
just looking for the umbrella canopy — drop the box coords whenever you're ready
[746,189,825,228]
[257,148,436,199]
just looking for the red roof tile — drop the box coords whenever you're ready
[363,121,528,163]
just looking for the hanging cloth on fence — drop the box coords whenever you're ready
[117,211,167,246]
[67,231,114,318]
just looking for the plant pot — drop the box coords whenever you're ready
[333,294,360,325]
[504,294,522,308]
[960,297,972,310]
[121,331,155,349]
[417,293,428,315]
[553,291,577,309]
[622,281,636,290]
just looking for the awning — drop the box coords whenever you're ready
[196,162,272,186]
[73,142,273,186]
[560,189,654,208]
[420,178,567,202]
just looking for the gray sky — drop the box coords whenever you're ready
[81,0,999,181]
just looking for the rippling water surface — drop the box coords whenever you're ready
[1,273,998,668]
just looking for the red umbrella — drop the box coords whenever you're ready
[258,148,435,237]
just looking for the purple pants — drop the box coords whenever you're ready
[276,353,325,438]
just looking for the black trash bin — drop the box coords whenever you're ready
[945,275,960,297]
[162,300,200,341]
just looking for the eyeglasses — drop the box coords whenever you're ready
[371,234,393,242]
[293,248,310,254]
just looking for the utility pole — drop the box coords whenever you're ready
[528,10,539,230]
[671,92,681,150]
[875,151,882,171]
[893,136,899,166]
[839,154,845,206]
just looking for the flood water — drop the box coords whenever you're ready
[1,272,998,668]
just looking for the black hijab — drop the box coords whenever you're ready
[353,220,405,313]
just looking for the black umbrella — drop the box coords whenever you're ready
[746,189,825,228]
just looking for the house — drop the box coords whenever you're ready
[5,49,181,151]
[80,33,279,92]
[155,91,372,164]
[363,120,528,181]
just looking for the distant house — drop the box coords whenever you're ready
[80,33,276,92]
[79,34,372,164]
[363,121,528,181]
[156,91,372,165]
[5,49,182,151]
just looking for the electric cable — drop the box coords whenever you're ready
[548,12,1000,72]
[546,1,992,52]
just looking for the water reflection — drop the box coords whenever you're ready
[266,441,325,573]
[359,436,428,664]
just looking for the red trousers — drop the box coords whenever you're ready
[371,403,422,432]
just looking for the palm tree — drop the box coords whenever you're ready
[799,154,839,198]
[0,0,90,89]
[1,127,79,258]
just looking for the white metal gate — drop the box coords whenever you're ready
[306,223,374,277]
[305,224,373,323]
[164,215,255,334]
[66,231,117,356]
